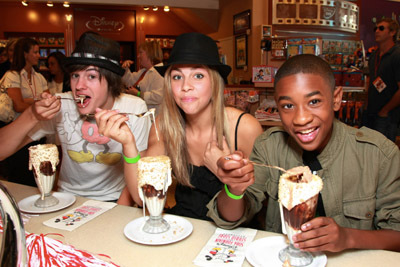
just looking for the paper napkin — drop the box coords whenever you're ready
[193,227,257,267]
[43,200,116,231]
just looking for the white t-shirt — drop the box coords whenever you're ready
[29,92,151,201]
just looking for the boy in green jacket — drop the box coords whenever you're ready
[207,54,400,252]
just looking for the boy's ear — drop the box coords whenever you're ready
[332,86,343,112]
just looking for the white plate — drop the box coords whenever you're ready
[124,214,193,245]
[246,236,327,267]
[18,192,76,214]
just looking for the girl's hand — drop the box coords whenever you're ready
[95,108,135,146]
[204,136,231,176]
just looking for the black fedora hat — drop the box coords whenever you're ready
[64,33,125,76]
[155,32,231,80]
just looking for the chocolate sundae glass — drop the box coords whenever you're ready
[278,166,323,266]
[28,144,60,208]
[138,155,172,234]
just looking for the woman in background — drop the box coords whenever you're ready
[122,40,164,114]
[47,51,69,94]
[3,37,47,115]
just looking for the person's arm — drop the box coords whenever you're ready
[378,81,400,117]
[0,92,60,160]
[205,111,263,222]
[95,109,163,206]
[7,87,33,112]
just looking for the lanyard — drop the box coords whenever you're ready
[22,71,37,99]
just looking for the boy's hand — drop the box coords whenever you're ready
[95,108,135,146]
[31,92,61,121]
[216,152,254,196]
[292,217,350,252]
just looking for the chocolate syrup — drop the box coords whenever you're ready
[142,184,165,199]
[39,161,55,176]
[283,197,318,230]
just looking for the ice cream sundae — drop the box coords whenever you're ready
[278,166,323,266]
[29,144,60,208]
[137,155,172,233]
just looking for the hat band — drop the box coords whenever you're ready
[70,52,119,66]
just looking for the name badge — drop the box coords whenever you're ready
[373,77,387,93]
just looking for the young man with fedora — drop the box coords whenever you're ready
[96,32,263,218]
[0,33,151,202]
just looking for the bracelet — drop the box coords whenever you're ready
[123,153,141,164]
[224,184,244,200]
[137,91,141,97]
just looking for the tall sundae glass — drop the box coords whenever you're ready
[138,155,172,234]
[28,144,60,208]
[278,166,323,266]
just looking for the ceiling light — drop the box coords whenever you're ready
[47,1,53,7]
[164,6,170,12]
[63,2,70,7]
[143,6,149,11]
[153,6,158,11]
[21,0,28,6]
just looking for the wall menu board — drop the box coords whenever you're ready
[272,0,359,33]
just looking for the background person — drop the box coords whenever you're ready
[95,32,263,220]
[0,38,18,79]
[47,51,70,94]
[3,37,48,115]
[363,17,400,142]
[121,40,164,115]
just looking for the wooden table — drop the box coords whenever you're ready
[1,181,399,266]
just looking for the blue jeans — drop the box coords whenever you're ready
[364,114,398,142]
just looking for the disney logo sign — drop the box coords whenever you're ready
[86,16,125,32]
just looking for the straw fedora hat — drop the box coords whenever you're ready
[64,33,125,76]
[155,32,231,80]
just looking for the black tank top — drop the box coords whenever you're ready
[168,113,246,220]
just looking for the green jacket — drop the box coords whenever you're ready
[207,120,400,233]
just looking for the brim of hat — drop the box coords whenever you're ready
[64,57,125,76]
[155,62,231,80]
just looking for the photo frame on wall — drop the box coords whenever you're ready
[235,35,247,69]
[262,25,272,38]
[233,10,251,35]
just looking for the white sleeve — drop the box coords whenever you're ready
[3,71,21,88]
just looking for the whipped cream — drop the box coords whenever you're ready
[278,166,323,210]
[137,155,172,201]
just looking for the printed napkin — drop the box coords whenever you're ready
[43,200,116,231]
[193,227,257,267]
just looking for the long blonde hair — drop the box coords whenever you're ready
[159,65,232,187]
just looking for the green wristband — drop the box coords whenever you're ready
[137,91,141,97]
[123,153,141,164]
[224,184,244,200]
